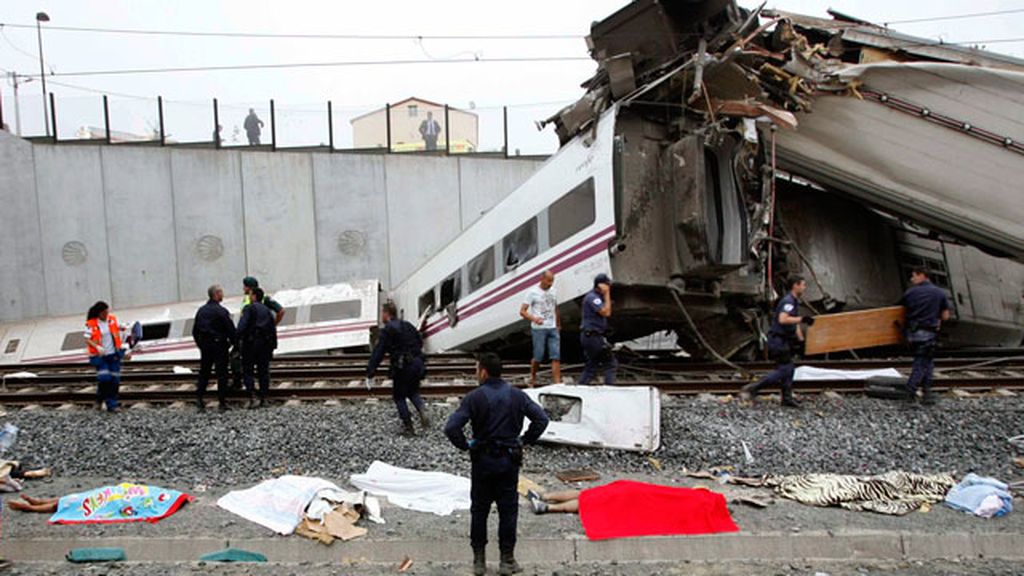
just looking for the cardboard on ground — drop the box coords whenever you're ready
[804,306,905,355]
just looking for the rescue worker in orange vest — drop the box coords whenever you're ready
[84,301,127,413]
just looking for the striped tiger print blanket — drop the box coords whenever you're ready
[765,471,956,515]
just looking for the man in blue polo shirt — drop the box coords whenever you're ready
[579,273,616,385]
[900,267,951,405]
[742,275,814,407]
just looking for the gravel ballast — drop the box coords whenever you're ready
[3,393,1022,486]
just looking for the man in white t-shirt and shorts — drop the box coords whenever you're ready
[520,270,561,387]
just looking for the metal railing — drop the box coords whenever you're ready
[0,89,567,157]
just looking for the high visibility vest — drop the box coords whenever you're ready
[86,315,122,357]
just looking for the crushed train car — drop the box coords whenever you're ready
[395,0,1024,359]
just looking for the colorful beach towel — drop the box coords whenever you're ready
[48,483,192,525]
[578,480,739,540]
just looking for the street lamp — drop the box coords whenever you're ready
[36,11,50,137]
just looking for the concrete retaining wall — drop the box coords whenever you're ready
[0,133,543,321]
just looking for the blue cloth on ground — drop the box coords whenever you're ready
[944,473,1013,518]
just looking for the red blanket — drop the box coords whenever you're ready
[577,480,739,540]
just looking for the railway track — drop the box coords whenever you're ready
[1,353,1022,406]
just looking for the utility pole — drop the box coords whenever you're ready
[7,71,31,136]
[36,12,51,137]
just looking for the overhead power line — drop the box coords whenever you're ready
[3,8,1024,41]
[15,56,593,78]
[0,22,582,40]
[884,8,1024,26]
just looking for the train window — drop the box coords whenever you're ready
[279,306,298,326]
[182,318,194,339]
[538,393,582,424]
[61,331,83,352]
[503,217,538,271]
[418,289,436,317]
[467,247,495,294]
[310,300,362,323]
[4,339,19,354]
[440,272,461,308]
[141,322,172,341]
[548,178,596,246]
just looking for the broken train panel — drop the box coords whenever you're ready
[543,0,1024,356]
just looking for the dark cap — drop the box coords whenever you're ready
[242,276,260,289]
[593,273,612,287]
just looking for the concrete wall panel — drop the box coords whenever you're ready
[241,152,317,292]
[457,157,541,228]
[312,155,389,287]
[170,150,247,300]
[1,139,543,322]
[33,145,112,317]
[0,133,47,321]
[101,147,179,307]
[384,155,461,285]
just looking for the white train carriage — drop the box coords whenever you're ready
[393,107,620,354]
[0,281,379,365]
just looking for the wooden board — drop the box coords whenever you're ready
[804,306,905,356]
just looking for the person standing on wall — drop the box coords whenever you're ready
[243,108,264,146]
[741,275,814,408]
[419,111,442,151]
[899,266,951,405]
[192,284,237,412]
[579,273,617,385]
[366,302,430,436]
[84,301,127,413]
[236,288,277,408]
[444,352,549,576]
[520,270,561,387]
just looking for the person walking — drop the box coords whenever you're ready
[192,284,236,412]
[899,266,951,405]
[236,288,277,408]
[741,275,814,407]
[578,273,617,385]
[444,352,549,576]
[520,270,561,387]
[367,302,429,435]
[84,301,127,413]
[243,108,264,146]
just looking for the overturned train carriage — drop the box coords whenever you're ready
[396,0,1024,358]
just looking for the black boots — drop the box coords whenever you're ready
[418,407,431,429]
[499,550,522,575]
[399,418,416,437]
[195,398,205,412]
[472,547,486,576]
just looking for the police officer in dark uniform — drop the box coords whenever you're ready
[900,266,951,405]
[444,352,549,576]
[237,287,277,408]
[234,276,285,390]
[191,284,237,412]
[367,302,429,435]
[579,273,617,385]
[741,275,814,407]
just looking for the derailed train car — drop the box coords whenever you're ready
[394,0,1024,358]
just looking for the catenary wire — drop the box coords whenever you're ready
[883,8,1024,26]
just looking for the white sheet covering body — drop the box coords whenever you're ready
[794,366,901,381]
[217,475,339,534]
[349,461,471,516]
[522,384,661,452]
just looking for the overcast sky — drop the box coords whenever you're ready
[1,0,1021,151]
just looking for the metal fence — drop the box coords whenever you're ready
[0,90,567,157]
